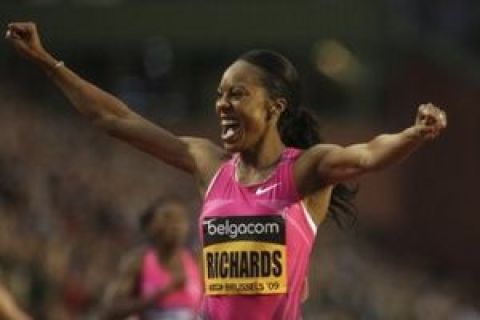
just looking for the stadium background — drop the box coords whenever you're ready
[0,0,479,319]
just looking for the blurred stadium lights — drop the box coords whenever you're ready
[312,39,365,87]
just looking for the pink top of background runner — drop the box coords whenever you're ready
[140,248,202,312]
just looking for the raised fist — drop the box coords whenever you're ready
[5,22,47,62]
[415,103,447,140]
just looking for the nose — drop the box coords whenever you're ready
[215,93,232,114]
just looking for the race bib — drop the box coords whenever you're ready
[202,215,287,295]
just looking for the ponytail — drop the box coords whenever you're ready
[278,108,323,149]
[238,49,357,228]
[278,107,357,229]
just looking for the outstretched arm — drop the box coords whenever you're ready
[295,103,447,195]
[0,284,31,320]
[5,22,225,189]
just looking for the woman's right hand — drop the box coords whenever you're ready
[149,269,186,304]
[5,22,225,191]
[5,22,48,63]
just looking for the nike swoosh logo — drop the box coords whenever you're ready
[255,183,282,195]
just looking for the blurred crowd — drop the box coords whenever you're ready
[0,90,478,319]
[0,89,198,319]
[2,0,480,319]
[308,228,480,320]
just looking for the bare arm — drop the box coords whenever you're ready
[100,250,185,320]
[296,103,447,195]
[5,22,225,189]
[100,251,143,320]
[0,284,31,320]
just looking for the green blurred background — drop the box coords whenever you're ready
[0,0,479,319]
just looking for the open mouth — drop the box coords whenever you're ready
[220,118,242,144]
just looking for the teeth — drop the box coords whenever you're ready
[224,128,235,139]
[221,119,238,126]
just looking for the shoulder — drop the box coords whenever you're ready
[294,144,341,174]
[293,144,341,196]
[180,136,231,191]
[298,144,341,161]
[118,247,146,275]
[181,249,198,264]
[180,136,228,160]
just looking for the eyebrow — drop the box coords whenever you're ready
[217,84,249,92]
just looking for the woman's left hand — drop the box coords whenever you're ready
[414,103,447,140]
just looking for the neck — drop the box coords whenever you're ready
[240,127,285,170]
[155,243,180,263]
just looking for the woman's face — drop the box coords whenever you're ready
[216,60,274,153]
[148,202,189,249]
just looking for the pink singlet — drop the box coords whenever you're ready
[199,148,317,320]
[140,248,202,319]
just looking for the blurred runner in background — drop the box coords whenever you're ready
[100,196,202,320]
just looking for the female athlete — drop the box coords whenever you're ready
[6,22,446,320]
[101,197,202,320]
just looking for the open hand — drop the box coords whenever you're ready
[415,103,447,140]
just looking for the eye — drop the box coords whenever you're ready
[230,87,247,100]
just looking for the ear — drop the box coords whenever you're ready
[267,98,287,120]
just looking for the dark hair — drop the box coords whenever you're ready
[238,49,357,228]
[139,195,185,233]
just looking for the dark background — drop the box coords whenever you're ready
[0,0,479,319]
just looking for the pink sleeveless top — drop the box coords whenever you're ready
[199,148,317,320]
[140,248,202,313]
